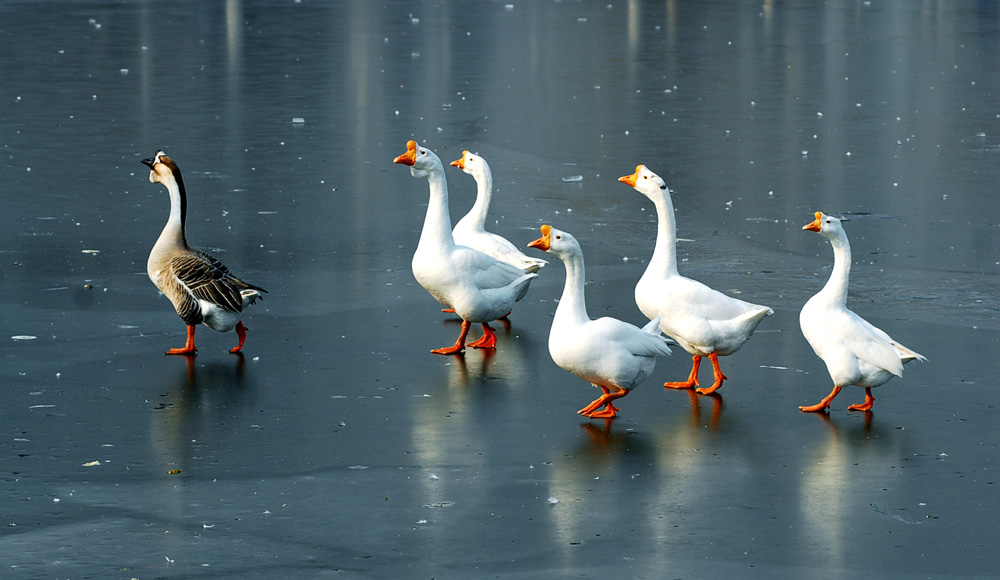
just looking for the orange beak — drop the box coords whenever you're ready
[527,224,552,252]
[393,140,417,166]
[618,165,643,187]
[450,151,468,169]
[803,211,823,232]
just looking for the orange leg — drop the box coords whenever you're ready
[665,355,701,389]
[441,308,456,313]
[585,388,630,419]
[166,325,198,355]
[848,388,875,412]
[467,322,497,349]
[229,321,248,354]
[579,385,613,415]
[431,320,470,355]
[799,385,842,413]
[695,352,728,395]
[497,310,512,321]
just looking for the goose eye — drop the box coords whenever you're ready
[555,235,562,240]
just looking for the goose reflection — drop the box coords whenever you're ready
[797,412,903,567]
[148,355,252,498]
[545,388,733,562]
[407,331,538,553]
[545,419,659,570]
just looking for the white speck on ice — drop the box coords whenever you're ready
[562,175,583,182]
[547,497,559,505]
[292,117,305,124]
[12,335,37,341]
[120,68,128,75]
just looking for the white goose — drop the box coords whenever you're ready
[450,150,547,273]
[798,212,926,412]
[620,165,772,395]
[527,225,672,419]
[141,151,266,355]
[393,140,537,354]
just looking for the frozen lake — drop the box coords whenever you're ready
[1,1,998,577]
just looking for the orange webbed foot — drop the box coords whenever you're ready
[665,355,701,390]
[799,386,842,413]
[166,325,198,355]
[441,308,456,313]
[229,321,248,354]
[695,352,727,395]
[664,379,699,390]
[166,346,197,355]
[431,345,465,355]
[579,388,628,418]
[848,388,875,412]
[585,406,619,419]
[467,323,497,349]
[695,382,724,395]
[432,320,470,355]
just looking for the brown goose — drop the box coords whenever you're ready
[141,151,266,355]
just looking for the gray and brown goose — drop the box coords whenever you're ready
[141,150,266,355]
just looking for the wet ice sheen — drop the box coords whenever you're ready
[0,1,996,579]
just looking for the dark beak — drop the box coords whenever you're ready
[140,157,155,169]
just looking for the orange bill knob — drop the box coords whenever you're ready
[450,150,469,168]
[803,211,823,232]
[527,224,552,252]
[393,140,417,166]
[618,165,644,187]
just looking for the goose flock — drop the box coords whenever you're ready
[138,141,925,418]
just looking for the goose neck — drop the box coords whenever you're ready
[554,251,590,326]
[647,191,679,276]
[416,168,456,252]
[465,168,494,229]
[820,233,851,305]
[153,176,189,253]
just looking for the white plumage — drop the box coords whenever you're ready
[528,225,672,419]
[450,150,547,274]
[394,140,536,354]
[798,212,926,412]
[620,164,772,395]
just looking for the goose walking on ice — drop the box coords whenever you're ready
[798,212,926,412]
[528,225,672,419]
[450,150,547,274]
[619,165,772,395]
[141,151,266,355]
[393,140,536,354]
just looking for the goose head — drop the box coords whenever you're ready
[393,140,442,179]
[528,224,580,260]
[141,150,182,186]
[803,211,846,240]
[450,150,489,179]
[618,164,667,198]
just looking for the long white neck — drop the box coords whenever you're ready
[819,233,851,306]
[644,188,679,278]
[152,176,189,255]
[554,249,591,327]
[416,167,457,255]
[462,166,493,230]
